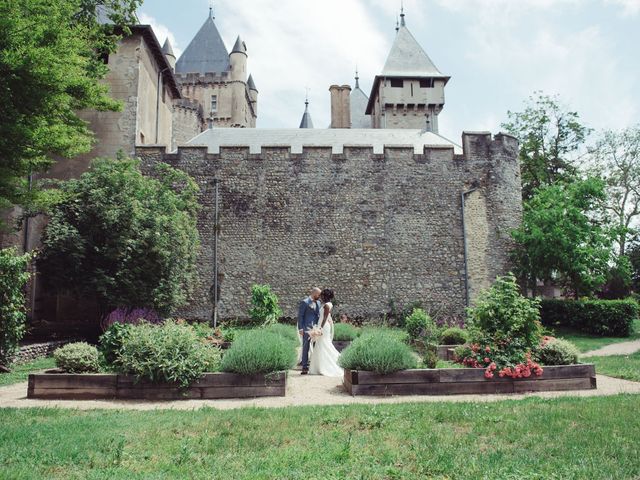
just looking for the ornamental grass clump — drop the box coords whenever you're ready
[333,323,360,342]
[338,330,417,374]
[221,330,297,375]
[117,320,221,388]
[455,275,544,379]
[54,342,100,373]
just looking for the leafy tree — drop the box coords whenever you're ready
[626,242,640,291]
[37,155,200,317]
[502,92,591,200]
[0,248,32,369]
[588,126,640,257]
[511,178,614,298]
[0,0,140,220]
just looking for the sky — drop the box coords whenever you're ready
[138,0,640,143]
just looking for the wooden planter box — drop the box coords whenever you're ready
[437,345,462,361]
[333,340,352,352]
[343,364,596,396]
[27,371,287,400]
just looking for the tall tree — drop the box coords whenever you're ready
[588,126,640,257]
[0,0,140,220]
[501,92,591,200]
[511,177,614,298]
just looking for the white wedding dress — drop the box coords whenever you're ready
[308,302,343,377]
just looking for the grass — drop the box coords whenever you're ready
[0,357,55,387]
[554,318,640,353]
[1,395,640,478]
[583,350,640,382]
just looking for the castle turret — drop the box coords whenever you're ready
[248,74,258,116]
[230,35,247,82]
[162,38,176,71]
[365,9,450,132]
[350,70,371,128]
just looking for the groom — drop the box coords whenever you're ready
[298,287,322,375]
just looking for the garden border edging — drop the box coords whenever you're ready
[27,371,287,400]
[343,364,596,396]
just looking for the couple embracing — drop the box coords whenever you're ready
[297,287,343,377]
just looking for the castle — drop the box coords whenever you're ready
[1,9,522,324]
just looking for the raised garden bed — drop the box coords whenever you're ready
[343,364,596,396]
[27,371,287,400]
[333,340,351,352]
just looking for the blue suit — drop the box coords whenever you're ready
[298,297,321,370]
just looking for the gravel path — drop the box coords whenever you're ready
[582,340,640,358]
[1,371,639,411]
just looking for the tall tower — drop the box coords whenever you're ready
[365,10,450,132]
[174,10,257,128]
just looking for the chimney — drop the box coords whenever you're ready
[329,85,352,128]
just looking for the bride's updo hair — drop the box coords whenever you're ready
[321,288,334,303]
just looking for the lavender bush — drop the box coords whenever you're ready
[101,307,162,331]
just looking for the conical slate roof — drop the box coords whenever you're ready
[382,25,446,78]
[299,101,314,129]
[162,38,175,58]
[247,74,258,92]
[231,35,247,55]
[176,15,230,74]
[350,78,370,129]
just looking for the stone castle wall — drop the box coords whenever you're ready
[136,132,521,322]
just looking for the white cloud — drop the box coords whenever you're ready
[213,0,392,128]
[605,0,640,15]
[138,11,183,58]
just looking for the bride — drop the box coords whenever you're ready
[308,288,343,377]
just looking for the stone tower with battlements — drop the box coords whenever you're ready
[175,10,258,128]
[365,11,449,132]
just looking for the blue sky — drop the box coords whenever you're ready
[139,0,639,143]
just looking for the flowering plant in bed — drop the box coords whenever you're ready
[454,275,545,379]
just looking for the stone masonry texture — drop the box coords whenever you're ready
[136,132,522,322]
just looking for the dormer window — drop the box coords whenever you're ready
[390,79,403,88]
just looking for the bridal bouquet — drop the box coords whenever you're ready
[307,325,323,341]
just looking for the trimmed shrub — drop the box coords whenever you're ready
[221,330,297,375]
[404,308,436,340]
[54,342,100,373]
[263,323,299,346]
[117,320,221,388]
[540,299,638,337]
[423,344,438,369]
[535,337,580,366]
[338,330,417,374]
[333,323,360,341]
[0,248,32,367]
[98,322,132,365]
[439,327,468,345]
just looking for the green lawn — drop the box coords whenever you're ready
[0,357,55,387]
[554,319,640,353]
[584,351,640,382]
[2,395,640,479]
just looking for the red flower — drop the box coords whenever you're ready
[484,357,490,363]
[485,346,491,353]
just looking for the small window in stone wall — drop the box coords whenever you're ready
[390,79,403,88]
[211,95,218,113]
[420,79,434,88]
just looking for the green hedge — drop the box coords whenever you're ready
[539,299,638,337]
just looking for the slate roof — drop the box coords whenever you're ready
[382,25,446,78]
[350,79,370,129]
[175,15,230,74]
[231,36,247,55]
[247,74,258,92]
[162,38,175,58]
[299,101,314,129]
[186,128,462,154]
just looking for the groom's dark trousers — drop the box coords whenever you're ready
[298,298,320,370]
